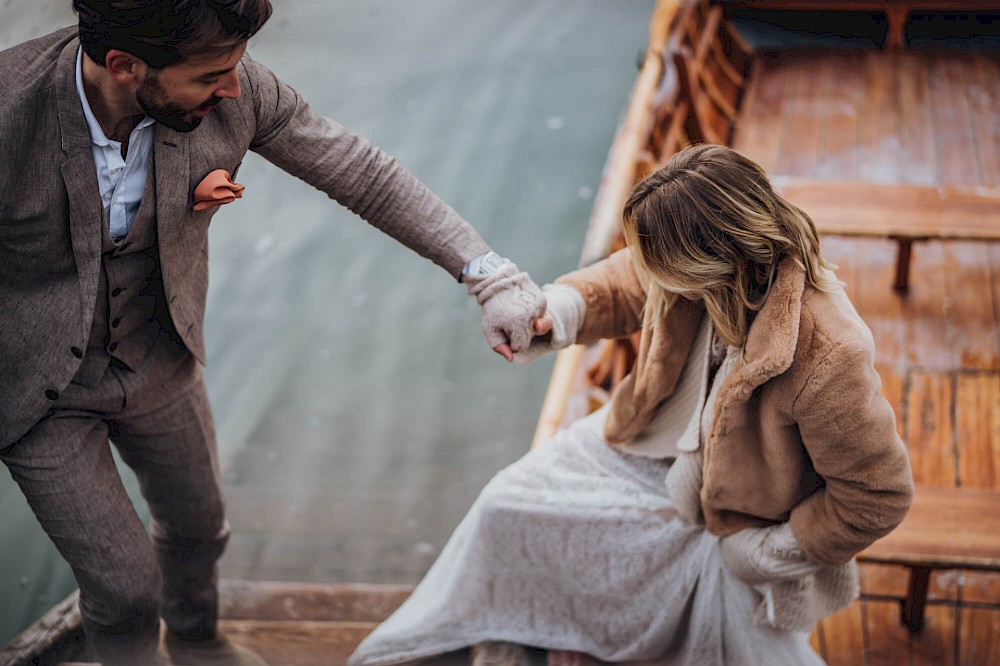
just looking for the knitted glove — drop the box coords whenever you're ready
[465,261,547,354]
[514,284,586,366]
[720,523,822,585]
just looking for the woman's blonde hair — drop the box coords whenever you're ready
[622,143,839,348]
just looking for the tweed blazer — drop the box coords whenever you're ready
[0,28,490,447]
[556,249,914,565]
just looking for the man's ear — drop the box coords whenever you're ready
[104,49,146,85]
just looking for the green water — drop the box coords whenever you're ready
[0,0,655,644]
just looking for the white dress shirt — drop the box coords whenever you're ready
[75,47,156,240]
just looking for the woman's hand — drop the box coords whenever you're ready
[533,316,553,336]
[720,523,821,585]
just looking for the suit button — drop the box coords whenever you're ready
[109,342,119,352]
[112,318,121,328]
[112,288,124,297]
[45,389,59,400]
[71,347,83,358]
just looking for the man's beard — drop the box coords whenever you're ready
[136,75,221,133]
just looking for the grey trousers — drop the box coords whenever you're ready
[1,339,228,665]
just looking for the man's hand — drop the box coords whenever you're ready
[464,260,546,362]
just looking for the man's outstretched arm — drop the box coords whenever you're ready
[240,55,545,357]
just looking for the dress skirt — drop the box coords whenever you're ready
[348,407,825,665]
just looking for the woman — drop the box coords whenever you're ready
[349,144,914,665]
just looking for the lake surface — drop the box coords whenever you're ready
[0,0,655,643]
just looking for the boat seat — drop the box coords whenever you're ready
[770,177,1000,294]
[717,1,1000,49]
[858,484,1000,632]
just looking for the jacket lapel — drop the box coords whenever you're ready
[718,258,805,403]
[152,125,191,259]
[56,38,104,332]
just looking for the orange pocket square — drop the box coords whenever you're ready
[193,169,245,211]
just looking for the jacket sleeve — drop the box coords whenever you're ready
[554,248,649,343]
[239,55,490,279]
[789,340,914,565]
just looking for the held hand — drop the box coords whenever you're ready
[512,286,585,366]
[534,316,554,336]
[493,342,514,362]
[465,261,547,362]
[495,317,550,361]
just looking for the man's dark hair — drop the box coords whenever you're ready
[73,0,273,69]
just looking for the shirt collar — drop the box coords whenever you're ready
[75,47,155,148]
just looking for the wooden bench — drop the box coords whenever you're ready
[858,484,1000,632]
[770,177,1000,293]
[718,1,1000,49]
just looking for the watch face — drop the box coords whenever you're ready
[478,252,506,275]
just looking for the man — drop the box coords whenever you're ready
[0,1,546,664]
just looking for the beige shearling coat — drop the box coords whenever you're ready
[556,248,914,566]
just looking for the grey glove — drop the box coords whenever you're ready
[514,284,586,366]
[464,256,546,354]
[720,523,821,585]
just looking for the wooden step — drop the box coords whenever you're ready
[860,485,1000,570]
[771,178,1000,241]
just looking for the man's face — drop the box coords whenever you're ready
[136,43,247,132]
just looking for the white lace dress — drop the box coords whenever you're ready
[348,318,825,665]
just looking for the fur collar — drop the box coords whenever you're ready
[722,257,806,402]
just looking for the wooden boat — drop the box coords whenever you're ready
[3,1,999,663]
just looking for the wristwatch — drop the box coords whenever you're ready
[461,251,507,279]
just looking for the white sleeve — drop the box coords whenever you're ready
[513,284,586,366]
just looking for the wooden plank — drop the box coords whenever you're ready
[815,51,861,181]
[902,373,955,484]
[860,486,1000,570]
[942,242,999,371]
[732,57,787,174]
[819,237,858,308]
[955,373,1000,490]
[964,53,1000,186]
[775,54,822,177]
[857,50,899,184]
[860,563,909,598]
[814,601,865,665]
[893,51,937,185]
[911,603,957,666]
[992,244,1000,358]
[928,570,960,603]
[957,608,1000,665]
[862,599,912,665]
[769,178,1000,240]
[217,619,379,666]
[901,244,954,371]
[959,569,1000,605]
[852,239,904,367]
[218,580,412,622]
[719,1,1000,12]
[928,53,979,186]
[547,651,602,666]
[876,365,906,440]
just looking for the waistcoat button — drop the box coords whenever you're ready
[45,389,59,400]
[71,347,83,358]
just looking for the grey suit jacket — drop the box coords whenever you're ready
[0,27,490,446]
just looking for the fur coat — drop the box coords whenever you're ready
[556,248,914,566]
